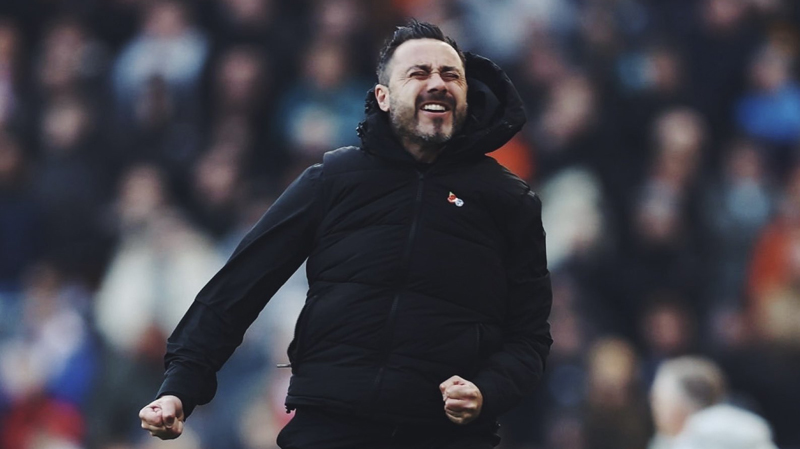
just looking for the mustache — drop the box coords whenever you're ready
[416,91,456,109]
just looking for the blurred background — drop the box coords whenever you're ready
[0,0,799,448]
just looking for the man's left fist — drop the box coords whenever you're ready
[439,375,483,425]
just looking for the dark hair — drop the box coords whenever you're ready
[376,19,466,85]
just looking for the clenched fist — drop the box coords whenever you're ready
[139,395,185,440]
[440,375,483,425]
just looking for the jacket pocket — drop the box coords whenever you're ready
[287,295,320,374]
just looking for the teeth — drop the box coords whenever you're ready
[422,104,446,112]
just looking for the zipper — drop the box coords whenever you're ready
[370,294,399,397]
[472,323,482,376]
[401,171,426,267]
[370,171,426,409]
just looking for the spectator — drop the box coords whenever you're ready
[539,168,605,271]
[115,73,202,190]
[95,164,222,356]
[0,262,96,449]
[208,0,302,92]
[747,165,800,347]
[273,36,368,170]
[0,131,40,295]
[35,17,109,100]
[204,45,283,184]
[88,164,222,447]
[458,0,577,65]
[648,356,777,449]
[584,338,652,449]
[188,141,246,239]
[210,45,269,120]
[703,140,774,311]
[311,0,369,43]
[0,19,22,130]
[33,93,110,281]
[212,0,280,44]
[736,43,800,176]
[532,72,601,180]
[614,43,690,187]
[112,0,209,124]
[639,298,697,383]
[684,0,757,145]
[624,108,709,322]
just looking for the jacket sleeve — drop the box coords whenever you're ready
[471,190,552,420]
[156,164,324,417]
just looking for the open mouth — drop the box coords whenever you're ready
[419,102,452,114]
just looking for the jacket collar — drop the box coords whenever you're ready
[356,52,527,165]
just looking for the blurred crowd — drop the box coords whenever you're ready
[0,0,799,448]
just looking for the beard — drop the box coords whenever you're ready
[388,91,468,148]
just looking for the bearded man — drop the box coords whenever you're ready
[140,20,552,449]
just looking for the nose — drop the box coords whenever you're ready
[427,72,447,92]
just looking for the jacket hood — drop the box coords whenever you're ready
[356,52,527,164]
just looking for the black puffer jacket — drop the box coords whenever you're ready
[158,53,552,428]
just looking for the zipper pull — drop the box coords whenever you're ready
[276,363,292,368]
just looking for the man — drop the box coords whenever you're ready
[140,20,552,448]
[649,356,777,449]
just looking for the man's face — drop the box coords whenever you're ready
[376,39,468,147]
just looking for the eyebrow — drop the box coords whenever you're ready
[406,64,462,74]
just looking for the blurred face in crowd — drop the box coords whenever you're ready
[144,1,190,38]
[650,371,692,436]
[726,141,764,181]
[223,0,273,26]
[751,46,791,92]
[0,19,19,64]
[375,38,468,154]
[216,47,265,110]
[42,97,90,153]
[703,0,746,32]
[642,301,694,356]
[305,41,347,90]
[587,338,638,405]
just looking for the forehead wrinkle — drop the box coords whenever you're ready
[390,39,464,78]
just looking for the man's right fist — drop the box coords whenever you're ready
[139,395,185,440]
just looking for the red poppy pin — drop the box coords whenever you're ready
[447,192,464,207]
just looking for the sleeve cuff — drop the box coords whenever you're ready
[156,388,197,419]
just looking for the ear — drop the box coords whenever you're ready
[375,84,390,112]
